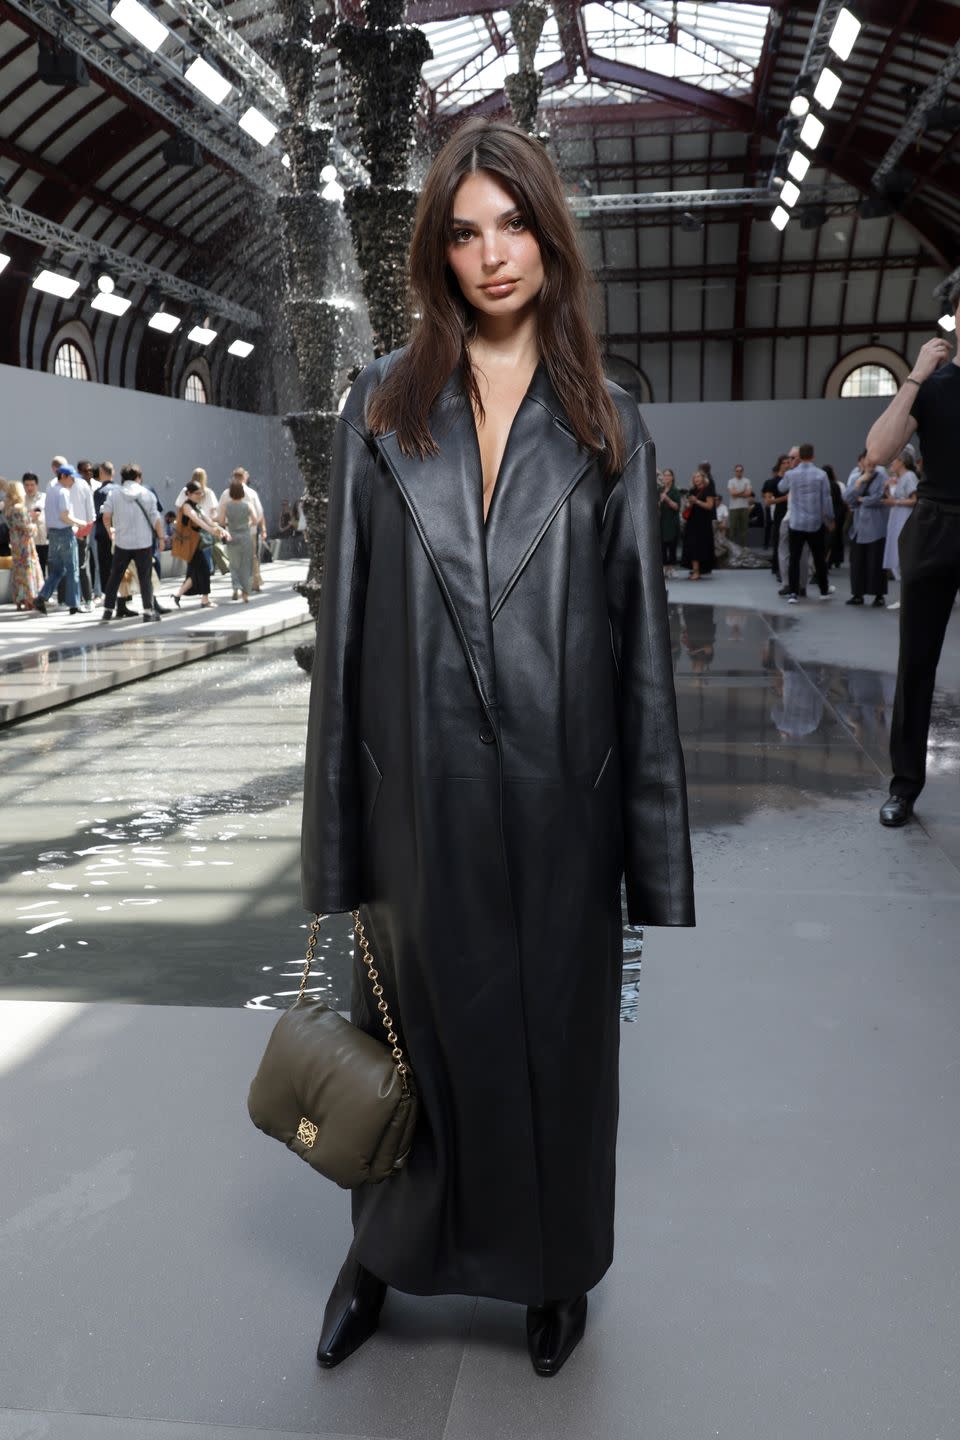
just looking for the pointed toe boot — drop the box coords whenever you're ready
[526,1294,588,1377]
[316,1254,387,1370]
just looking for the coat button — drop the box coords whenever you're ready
[478,724,495,744]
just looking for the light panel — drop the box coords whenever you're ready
[787,150,811,181]
[770,206,790,232]
[188,324,217,345]
[149,311,182,333]
[0,253,10,275]
[814,67,842,109]
[227,339,254,357]
[91,292,132,316]
[799,113,825,149]
[828,7,861,61]
[780,180,801,208]
[33,269,80,298]
[938,314,957,333]
[238,106,278,146]
[112,0,169,52]
[184,57,232,105]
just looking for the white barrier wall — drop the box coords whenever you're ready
[639,394,892,491]
[1,363,302,528]
[2,362,895,526]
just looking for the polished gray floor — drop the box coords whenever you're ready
[1,569,959,1439]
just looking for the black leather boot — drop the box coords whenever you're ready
[526,1294,588,1377]
[116,598,137,618]
[316,1253,387,1369]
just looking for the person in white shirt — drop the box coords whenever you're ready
[175,468,219,523]
[100,462,166,624]
[726,464,755,548]
[218,467,268,593]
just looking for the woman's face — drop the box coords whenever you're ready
[446,170,545,321]
[664,470,675,486]
[692,471,705,490]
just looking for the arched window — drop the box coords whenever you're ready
[184,372,207,404]
[824,345,908,399]
[840,364,898,398]
[53,341,90,381]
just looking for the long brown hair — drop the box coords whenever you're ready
[366,117,626,476]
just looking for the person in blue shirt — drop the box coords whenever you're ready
[32,466,84,615]
[776,443,836,602]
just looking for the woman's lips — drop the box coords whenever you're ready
[480,280,518,296]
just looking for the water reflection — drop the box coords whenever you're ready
[1,609,955,1014]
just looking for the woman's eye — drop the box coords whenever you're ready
[507,216,526,231]
[452,229,472,244]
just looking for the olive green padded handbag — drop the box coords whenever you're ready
[247,910,418,1188]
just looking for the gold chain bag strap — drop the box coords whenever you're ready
[247,910,418,1189]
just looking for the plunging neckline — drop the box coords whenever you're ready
[471,358,543,529]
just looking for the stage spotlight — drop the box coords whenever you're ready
[799,113,824,149]
[789,73,813,117]
[787,150,811,181]
[813,67,842,109]
[780,180,801,207]
[828,7,860,61]
[227,339,254,357]
[33,269,80,298]
[770,206,790,231]
[96,272,115,294]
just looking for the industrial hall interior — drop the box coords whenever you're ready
[2,0,960,1433]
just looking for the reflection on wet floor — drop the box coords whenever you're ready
[0,607,956,1013]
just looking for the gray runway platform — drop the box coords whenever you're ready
[1,569,959,1438]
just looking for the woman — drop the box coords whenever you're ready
[218,478,254,601]
[658,466,681,574]
[301,117,694,1378]
[172,478,225,608]
[681,469,717,579]
[882,448,919,603]
[3,479,44,610]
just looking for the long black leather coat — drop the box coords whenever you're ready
[301,348,694,1306]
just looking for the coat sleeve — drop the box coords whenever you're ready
[300,414,374,915]
[602,437,696,927]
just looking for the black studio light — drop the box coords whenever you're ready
[37,38,90,87]
[162,134,203,168]
[799,203,827,230]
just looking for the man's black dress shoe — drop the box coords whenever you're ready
[872,595,886,607]
[526,1295,588,1377]
[846,596,864,605]
[316,1253,387,1369]
[879,795,913,827]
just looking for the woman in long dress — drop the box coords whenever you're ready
[172,479,226,608]
[300,117,694,1379]
[3,480,44,609]
[218,479,254,601]
[882,449,919,585]
[681,469,717,578]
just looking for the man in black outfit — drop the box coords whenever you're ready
[867,289,960,826]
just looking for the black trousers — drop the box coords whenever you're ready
[96,533,114,596]
[103,546,154,612]
[788,526,830,596]
[849,537,887,599]
[890,500,960,800]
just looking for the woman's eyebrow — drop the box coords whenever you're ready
[450,208,521,226]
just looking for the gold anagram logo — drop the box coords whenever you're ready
[296,1116,319,1148]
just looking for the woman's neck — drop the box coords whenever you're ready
[467,308,540,373]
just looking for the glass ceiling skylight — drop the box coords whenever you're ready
[420,1,770,115]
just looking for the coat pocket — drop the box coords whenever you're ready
[359,740,383,829]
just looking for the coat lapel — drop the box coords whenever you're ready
[483,362,598,621]
[372,359,598,716]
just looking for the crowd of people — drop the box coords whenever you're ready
[657,443,920,608]
[0,457,286,619]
